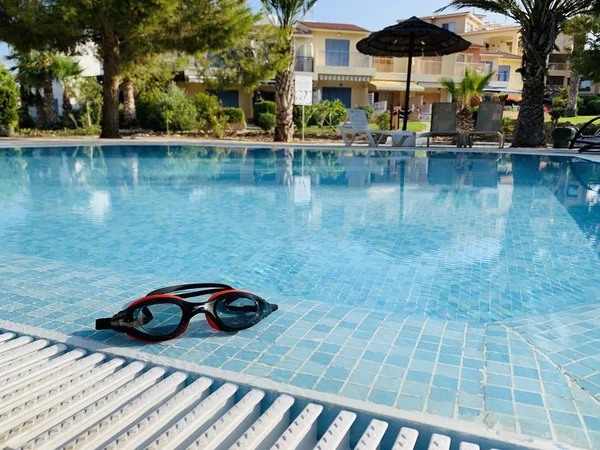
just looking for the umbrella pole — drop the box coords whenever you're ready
[403,33,415,131]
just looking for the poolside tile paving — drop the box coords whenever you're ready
[1,252,599,448]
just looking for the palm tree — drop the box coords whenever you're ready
[563,15,600,117]
[440,67,495,131]
[10,50,59,129]
[53,55,82,126]
[262,0,318,142]
[439,0,595,147]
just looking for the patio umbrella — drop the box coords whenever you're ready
[357,16,471,131]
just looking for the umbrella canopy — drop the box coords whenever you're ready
[357,16,472,131]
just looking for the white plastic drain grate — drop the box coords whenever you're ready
[0,331,512,450]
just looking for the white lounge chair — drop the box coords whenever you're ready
[339,109,416,147]
[338,109,381,147]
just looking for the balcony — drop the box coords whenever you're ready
[295,56,314,72]
[412,60,491,77]
[549,62,569,71]
[317,51,374,69]
[314,51,375,80]
[374,57,394,73]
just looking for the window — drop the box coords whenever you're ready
[441,22,456,32]
[207,90,239,108]
[466,22,474,32]
[325,39,350,67]
[322,87,351,108]
[580,80,592,92]
[497,65,511,82]
[456,54,473,63]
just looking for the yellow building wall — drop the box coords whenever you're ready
[316,80,369,107]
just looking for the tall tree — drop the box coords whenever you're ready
[262,0,318,142]
[439,0,594,147]
[1,0,260,138]
[192,22,287,96]
[563,15,600,117]
[10,51,62,129]
[53,55,82,126]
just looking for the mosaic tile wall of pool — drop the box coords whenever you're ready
[1,146,599,448]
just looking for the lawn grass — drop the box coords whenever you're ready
[297,121,430,136]
[549,115,599,125]
[370,122,429,132]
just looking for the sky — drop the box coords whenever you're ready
[250,0,512,30]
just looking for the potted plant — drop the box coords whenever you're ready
[550,107,576,148]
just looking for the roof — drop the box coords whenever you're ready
[480,50,521,60]
[298,21,370,33]
[415,12,486,24]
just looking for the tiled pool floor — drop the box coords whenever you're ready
[1,252,599,449]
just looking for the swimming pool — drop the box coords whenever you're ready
[1,146,599,448]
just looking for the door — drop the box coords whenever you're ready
[322,87,352,108]
[325,39,350,67]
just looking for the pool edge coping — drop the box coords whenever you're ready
[0,319,585,450]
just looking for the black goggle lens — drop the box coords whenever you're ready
[131,303,183,337]
[215,296,261,330]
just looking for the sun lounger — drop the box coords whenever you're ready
[420,103,461,147]
[465,102,505,148]
[569,116,600,153]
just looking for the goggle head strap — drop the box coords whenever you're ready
[146,283,233,299]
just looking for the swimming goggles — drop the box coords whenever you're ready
[95,283,278,342]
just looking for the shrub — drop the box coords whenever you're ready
[257,112,276,131]
[0,65,19,135]
[18,105,36,129]
[552,96,567,108]
[137,84,198,132]
[253,100,276,123]
[376,111,391,130]
[193,92,223,129]
[550,107,566,126]
[223,107,245,124]
[312,100,348,128]
[293,104,315,129]
[586,99,600,116]
[355,104,374,122]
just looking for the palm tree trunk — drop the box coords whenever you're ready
[41,79,57,129]
[34,90,47,129]
[100,20,121,139]
[122,76,136,127]
[274,43,295,142]
[566,72,581,117]
[62,88,74,127]
[512,40,550,148]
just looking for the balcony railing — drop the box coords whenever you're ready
[374,57,395,73]
[412,60,491,77]
[549,62,569,71]
[318,51,373,68]
[295,56,314,72]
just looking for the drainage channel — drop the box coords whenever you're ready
[0,331,549,450]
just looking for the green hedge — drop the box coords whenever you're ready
[253,100,276,124]
[257,112,276,131]
[223,107,245,124]
[0,64,19,134]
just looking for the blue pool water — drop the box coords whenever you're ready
[2,147,600,323]
[1,146,600,447]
